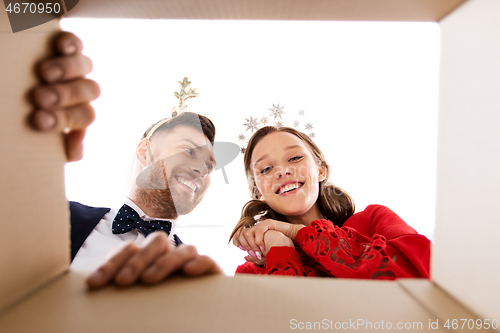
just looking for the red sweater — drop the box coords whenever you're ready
[235,205,430,280]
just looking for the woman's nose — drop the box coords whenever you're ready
[276,167,291,179]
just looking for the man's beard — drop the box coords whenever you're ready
[135,160,200,218]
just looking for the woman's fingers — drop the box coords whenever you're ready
[244,254,266,266]
[234,225,267,259]
[236,230,251,251]
[232,228,242,247]
[253,226,268,254]
[241,229,262,260]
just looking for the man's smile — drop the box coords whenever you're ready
[175,175,198,192]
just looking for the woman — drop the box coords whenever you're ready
[230,126,430,279]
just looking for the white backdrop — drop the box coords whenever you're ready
[61,19,439,275]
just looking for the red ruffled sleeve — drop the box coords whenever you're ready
[342,205,431,278]
[235,205,431,280]
[235,246,318,276]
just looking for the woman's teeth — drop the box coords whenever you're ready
[279,183,301,194]
[177,177,196,191]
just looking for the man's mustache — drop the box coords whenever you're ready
[136,142,239,189]
[136,161,197,190]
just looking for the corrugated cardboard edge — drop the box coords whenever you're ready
[64,0,469,22]
[0,271,455,333]
[0,12,69,313]
[433,0,500,322]
[399,279,500,332]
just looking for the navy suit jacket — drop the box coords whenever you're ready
[69,201,182,262]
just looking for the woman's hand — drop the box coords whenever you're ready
[31,32,100,162]
[243,253,267,267]
[241,230,294,267]
[233,219,305,259]
[262,230,294,255]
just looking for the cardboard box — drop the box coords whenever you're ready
[1,0,499,331]
[0,11,68,315]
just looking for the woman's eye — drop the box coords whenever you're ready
[184,147,194,156]
[289,155,303,162]
[260,166,271,174]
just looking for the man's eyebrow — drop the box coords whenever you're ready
[179,139,216,166]
[178,138,200,147]
[253,145,302,166]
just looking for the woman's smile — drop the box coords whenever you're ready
[275,181,305,196]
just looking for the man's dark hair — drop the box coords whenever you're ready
[141,112,216,143]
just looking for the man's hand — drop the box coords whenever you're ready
[31,31,100,162]
[86,232,222,289]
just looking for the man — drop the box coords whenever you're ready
[31,32,221,288]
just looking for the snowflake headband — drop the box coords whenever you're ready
[238,103,316,154]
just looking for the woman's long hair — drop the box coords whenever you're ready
[229,126,355,241]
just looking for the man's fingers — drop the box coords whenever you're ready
[86,241,139,289]
[65,129,86,162]
[114,232,172,286]
[33,78,100,110]
[54,31,83,55]
[39,54,93,83]
[141,244,198,284]
[182,255,222,276]
[31,103,95,162]
[33,103,96,131]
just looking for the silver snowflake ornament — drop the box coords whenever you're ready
[238,134,246,141]
[292,120,300,128]
[243,116,259,133]
[275,121,283,129]
[298,109,305,116]
[260,116,269,126]
[309,132,316,138]
[269,103,285,120]
[305,122,314,131]
[240,147,246,154]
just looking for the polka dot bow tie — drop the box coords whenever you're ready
[112,204,172,237]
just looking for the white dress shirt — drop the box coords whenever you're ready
[70,198,177,272]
